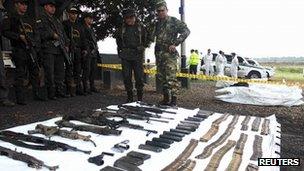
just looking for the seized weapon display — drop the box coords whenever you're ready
[162,139,198,171]
[241,116,251,131]
[261,119,270,135]
[196,115,239,159]
[88,152,114,166]
[111,140,130,153]
[28,124,96,146]
[55,120,122,136]
[250,135,263,161]
[200,113,229,142]
[0,145,59,170]
[246,163,259,171]
[138,144,162,153]
[177,159,196,171]
[0,130,91,154]
[226,133,248,171]
[62,111,158,135]
[204,140,236,171]
[251,117,261,132]
[126,151,151,161]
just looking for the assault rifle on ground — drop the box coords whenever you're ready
[62,110,158,135]
[0,130,91,154]
[0,145,59,170]
[28,124,96,146]
[121,104,176,115]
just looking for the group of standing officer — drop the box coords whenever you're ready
[115,1,190,106]
[0,0,99,105]
[1,0,190,107]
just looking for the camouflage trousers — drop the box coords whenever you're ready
[155,51,180,96]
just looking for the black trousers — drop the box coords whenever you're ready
[43,52,65,98]
[0,55,9,102]
[189,65,198,75]
[121,59,144,92]
[73,48,82,92]
[11,48,40,103]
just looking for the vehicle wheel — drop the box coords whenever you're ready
[248,71,261,79]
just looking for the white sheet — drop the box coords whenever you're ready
[0,105,280,171]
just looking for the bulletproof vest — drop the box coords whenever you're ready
[121,23,142,49]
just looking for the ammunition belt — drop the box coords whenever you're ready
[161,139,198,171]
[246,163,259,171]
[204,140,236,171]
[196,115,239,159]
[177,159,196,171]
[260,119,270,135]
[226,133,248,171]
[240,116,251,131]
[251,117,261,132]
[199,113,229,142]
[250,135,263,161]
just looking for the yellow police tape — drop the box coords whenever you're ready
[97,63,304,88]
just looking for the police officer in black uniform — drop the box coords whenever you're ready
[39,0,69,99]
[115,9,149,102]
[2,0,41,105]
[81,12,100,94]
[62,7,83,96]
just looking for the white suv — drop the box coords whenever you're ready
[201,53,269,79]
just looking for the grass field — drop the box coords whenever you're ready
[263,64,304,83]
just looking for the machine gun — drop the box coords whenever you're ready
[0,145,59,170]
[120,104,176,115]
[28,124,96,147]
[55,120,122,136]
[19,18,43,86]
[62,110,158,136]
[0,130,91,154]
[46,16,72,65]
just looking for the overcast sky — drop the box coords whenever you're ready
[98,0,304,59]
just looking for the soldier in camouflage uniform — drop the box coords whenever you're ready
[153,2,190,106]
[115,9,149,102]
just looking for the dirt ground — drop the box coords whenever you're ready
[0,80,303,171]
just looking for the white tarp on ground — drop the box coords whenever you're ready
[215,83,304,107]
[0,105,281,171]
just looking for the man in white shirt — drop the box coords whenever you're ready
[215,50,227,76]
[203,49,214,76]
[230,52,239,78]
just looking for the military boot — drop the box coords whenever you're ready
[126,91,133,103]
[170,95,177,106]
[159,92,170,105]
[15,87,26,105]
[137,90,143,101]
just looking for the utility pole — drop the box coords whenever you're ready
[179,0,189,88]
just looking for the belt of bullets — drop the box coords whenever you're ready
[161,139,198,171]
[240,116,251,131]
[204,140,236,171]
[196,115,239,159]
[260,119,270,135]
[246,163,259,171]
[226,133,248,171]
[199,114,229,142]
[251,117,261,132]
[176,159,196,171]
[250,135,263,161]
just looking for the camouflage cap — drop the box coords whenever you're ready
[67,7,81,14]
[40,0,56,6]
[155,0,167,9]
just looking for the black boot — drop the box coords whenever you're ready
[137,90,143,101]
[126,91,133,103]
[15,87,26,105]
[159,92,170,105]
[170,95,177,106]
